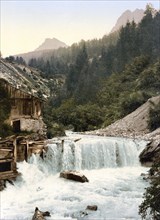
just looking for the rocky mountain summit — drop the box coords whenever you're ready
[14,38,67,63]
[35,37,67,51]
[111,9,144,33]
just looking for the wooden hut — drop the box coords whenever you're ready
[0,78,45,135]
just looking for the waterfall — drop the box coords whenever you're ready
[2,134,148,220]
[33,135,146,173]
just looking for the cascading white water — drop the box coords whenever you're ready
[1,134,149,220]
[33,135,146,173]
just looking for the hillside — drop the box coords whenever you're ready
[0,58,50,100]
[111,9,144,33]
[88,96,160,139]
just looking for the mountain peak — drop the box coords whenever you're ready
[35,38,67,51]
[111,8,144,33]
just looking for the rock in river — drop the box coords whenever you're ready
[32,207,51,220]
[60,170,89,183]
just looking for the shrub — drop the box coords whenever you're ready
[46,123,65,139]
[139,155,160,219]
[148,101,160,131]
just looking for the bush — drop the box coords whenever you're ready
[120,91,147,117]
[139,156,160,219]
[0,123,14,138]
[46,123,65,139]
[0,81,12,138]
[148,101,160,131]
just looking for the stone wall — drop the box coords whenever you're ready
[20,117,46,135]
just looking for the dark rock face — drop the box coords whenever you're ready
[32,207,51,220]
[86,205,98,211]
[0,180,6,191]
[139,140,160,166]
[60,171,89,183]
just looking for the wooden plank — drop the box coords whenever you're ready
[29,145,44,149]
[26,140,29,162]
[13,138,17,163]
[0,149,13,157]
[0,159,13,163]
[0,172,19,180]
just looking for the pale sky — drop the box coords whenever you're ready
[1,0,159,57]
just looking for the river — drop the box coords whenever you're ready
[1,133,149,219]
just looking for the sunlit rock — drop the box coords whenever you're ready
[32,207,51,220]
[60,170,89,183]
[139,139,160,166]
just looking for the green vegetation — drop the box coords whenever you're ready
[0,4,159,217]
[148,101,160,131]
[139,156,160,219]
[0,80,13,138]
[29,5,159,133]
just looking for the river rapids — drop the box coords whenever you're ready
[1,133,149,219]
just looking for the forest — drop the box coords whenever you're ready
[2,5,160,137]
[1,5,160,218]
[26,5,160,137]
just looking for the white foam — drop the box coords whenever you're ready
[1,135,148,219]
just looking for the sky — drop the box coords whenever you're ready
[1,0,159,57]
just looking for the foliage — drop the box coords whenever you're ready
[97,56,154,125]
[0,81,13,138]
[50,99,104,132]
[0,123,14,138]
[5,56,26,65]
[46,123,65,139]
[139,155,160,219]
[31,5,160,133]
[148,101,160,131]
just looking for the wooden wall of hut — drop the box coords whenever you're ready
[2,79,42,119]
[0,137,18,181]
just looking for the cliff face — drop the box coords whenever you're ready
[111,9,144,33]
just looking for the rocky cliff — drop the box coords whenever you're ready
[111,9,144,33]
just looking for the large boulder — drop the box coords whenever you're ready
[60,171,89,183]
[139,139,160,166]
[86,205,98,211]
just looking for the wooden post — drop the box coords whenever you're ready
[25,140,29,162]
[13,138,17,163]
[12,137,17,172]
